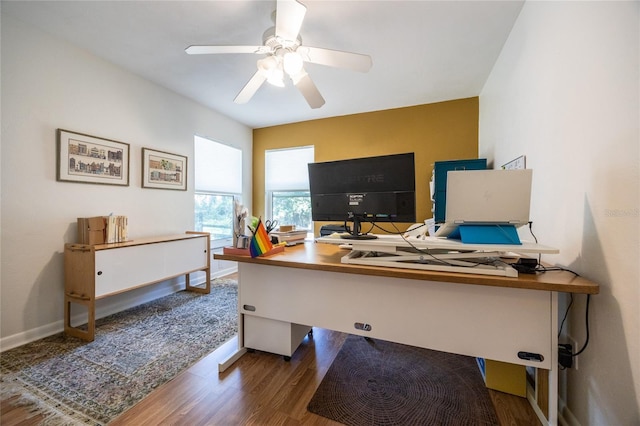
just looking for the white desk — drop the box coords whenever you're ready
[215,242,599,426]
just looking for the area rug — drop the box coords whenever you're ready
[307,335,499,426]
[1,278,238,425]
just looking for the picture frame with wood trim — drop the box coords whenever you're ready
[141,148,187,190]
[57,129,130,186]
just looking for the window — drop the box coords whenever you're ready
[194,136,242,248]
[265,146,314,232]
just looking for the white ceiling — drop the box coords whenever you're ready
[3,0,524,129]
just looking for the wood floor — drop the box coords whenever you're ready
[2,328,540,426]
[2,272,540,425]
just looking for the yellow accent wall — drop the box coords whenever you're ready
[253,97,479,233]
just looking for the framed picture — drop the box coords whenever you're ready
[502,155,526,170]
[141,148,187,190]
[57,129,130,186]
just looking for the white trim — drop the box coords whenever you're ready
[559,397,582,426]
[0,274,214,351]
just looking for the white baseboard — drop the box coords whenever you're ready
[0,270,237,351]
[212,265,237,279]
[0,321,63,352]
[559,397,582,426]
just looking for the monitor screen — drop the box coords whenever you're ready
[308,153,416,239]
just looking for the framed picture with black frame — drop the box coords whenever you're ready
[57,129,130,186]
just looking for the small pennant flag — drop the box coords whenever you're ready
[249,219,273,258]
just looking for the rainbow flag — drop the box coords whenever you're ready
[249,219,273,258]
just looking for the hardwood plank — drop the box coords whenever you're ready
[111,327,539,425]
[0,396,46,426]
[490,389,542,426]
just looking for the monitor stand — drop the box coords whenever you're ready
[340,216,377,240]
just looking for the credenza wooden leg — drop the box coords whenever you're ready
[64,295,95,342]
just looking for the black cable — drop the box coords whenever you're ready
[368,220,407,235]
[573,295,591,356]
[528,221,538,243]
[536,264,579,275]
[558,293,574,338]
[385,221,505,270]
[528,221,542,265]
[557,291,591,357]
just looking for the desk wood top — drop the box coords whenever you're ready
[65,232,209,251]
[215,242,599,295]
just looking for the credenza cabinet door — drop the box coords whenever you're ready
[95,238,207,298]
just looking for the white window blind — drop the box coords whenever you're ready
[265,146,314,191]
[194,135,242,193]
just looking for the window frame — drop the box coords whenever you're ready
[194,191,240,249]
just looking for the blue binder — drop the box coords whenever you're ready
[449,224,521,245]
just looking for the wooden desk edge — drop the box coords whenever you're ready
[66,231,210,251]
[214,243,599,295]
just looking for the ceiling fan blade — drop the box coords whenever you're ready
[185,45,265,55]
[293,72,325,109]
[275,0,306,42]
[234,71,267,104]
[298,46,372,73]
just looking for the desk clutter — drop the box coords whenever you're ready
[229,213,307,257]
[269,229,307,246]
[77,215,128,244]
[227,218,308,257]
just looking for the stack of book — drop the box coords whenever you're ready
[269,229,308,246]
[77,216,128,244]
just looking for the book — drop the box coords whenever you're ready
[77,215,128,244]
[269,230,307,245]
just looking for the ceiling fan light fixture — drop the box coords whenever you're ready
[257,56,285,87]
[267,67,285,87]
[283,51,304,76]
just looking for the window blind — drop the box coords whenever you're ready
[194,135,242,193]
[265,146,314,191]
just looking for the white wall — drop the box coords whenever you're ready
[480,1,639,424]
[1,15,252,348]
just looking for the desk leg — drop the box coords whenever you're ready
[527,292,558,426]
[548,292,559,425]
[218,346,247,373]
[218,308,247,373]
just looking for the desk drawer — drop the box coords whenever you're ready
[239,263,552,369]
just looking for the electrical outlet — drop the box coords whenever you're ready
[558,344,573,368]
[568,336,578,370]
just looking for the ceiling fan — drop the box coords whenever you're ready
[185,0,372,109]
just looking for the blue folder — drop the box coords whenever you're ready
[448,224,521,245]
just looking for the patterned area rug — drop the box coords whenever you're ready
[308,335,499,426]
[1,278,237,425]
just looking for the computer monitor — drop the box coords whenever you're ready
[308,153,416,239]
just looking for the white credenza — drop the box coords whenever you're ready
[64,232,210,341]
